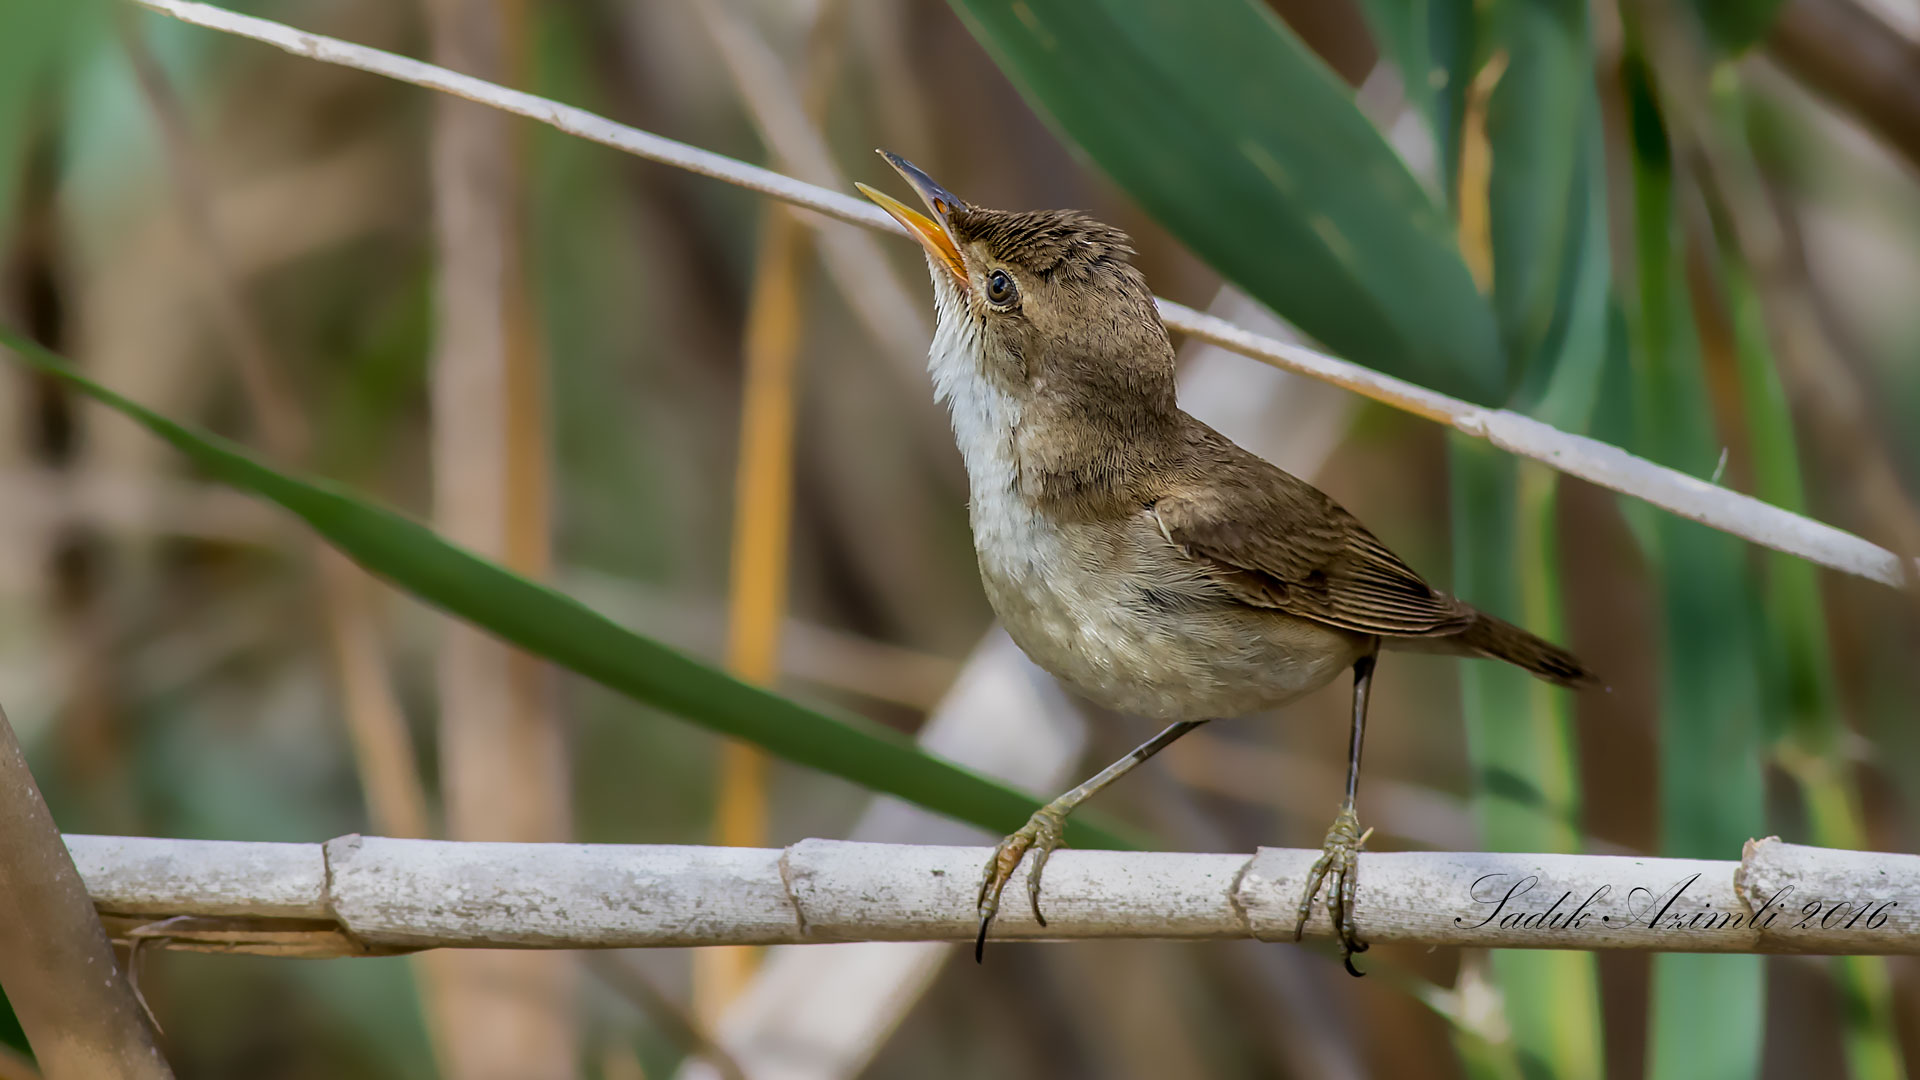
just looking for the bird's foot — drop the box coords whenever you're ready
[1294,803,1373,977]
[974,803,1069,962]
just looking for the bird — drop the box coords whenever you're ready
[856,151,1597,974]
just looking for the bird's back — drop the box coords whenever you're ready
[1150,413,1598,688]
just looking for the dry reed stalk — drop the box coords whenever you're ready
[703,206,808,1021]
[692,0,853,1022]
[0,707,171,1079]
[420,0,574,1073]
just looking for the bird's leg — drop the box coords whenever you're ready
[976,719,1205,962]
[1295,642,1379,977]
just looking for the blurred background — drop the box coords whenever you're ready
[2,0,1919,1077]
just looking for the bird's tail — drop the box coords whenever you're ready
[1455,610,1601,689]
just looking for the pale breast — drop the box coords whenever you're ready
[972,490,1366,721]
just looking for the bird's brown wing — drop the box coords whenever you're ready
[1150,462,1472,639]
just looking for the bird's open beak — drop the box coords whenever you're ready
[856,151,968,287]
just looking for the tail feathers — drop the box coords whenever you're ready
[1456,611,1601,689]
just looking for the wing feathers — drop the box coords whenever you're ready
[1150,470,1472,639]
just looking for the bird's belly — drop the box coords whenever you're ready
[972,510,1363,721]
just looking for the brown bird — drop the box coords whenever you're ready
[858,152,1596,973]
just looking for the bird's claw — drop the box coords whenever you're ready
[1293,804,1372,976]
[974,806,1068,962]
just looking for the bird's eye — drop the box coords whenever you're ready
[986,269,1018,308]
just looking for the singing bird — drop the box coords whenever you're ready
[858,152,1596,972]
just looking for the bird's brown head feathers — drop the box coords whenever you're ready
[858,152,1178,449]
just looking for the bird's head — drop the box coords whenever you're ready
[858,151,1176,420]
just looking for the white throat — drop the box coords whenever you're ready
[923,265,1042,574]
[926,268,1020,490]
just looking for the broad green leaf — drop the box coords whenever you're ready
[1355,0,1477,207]
[945,0,1505,403]
[1637,517,1764,1080]
[1520,132,1611,434]
[1622,56,1764,1080]
[1449,439,1602,1080]
[1487,0,1590,387]
[0,327,1133,851]
[1453,14,1609,1075]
